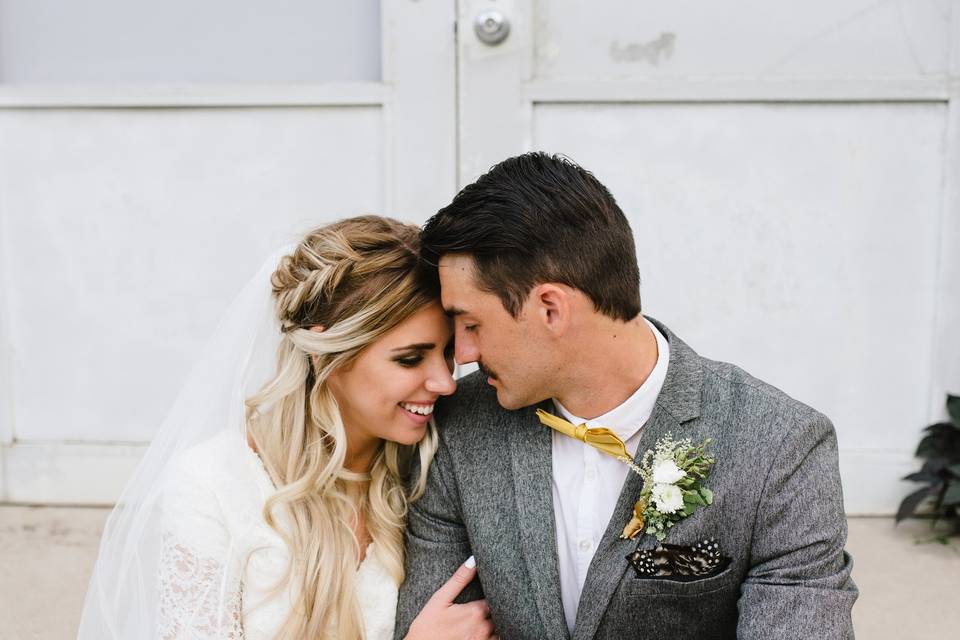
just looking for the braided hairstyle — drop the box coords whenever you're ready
[245,216,440,640]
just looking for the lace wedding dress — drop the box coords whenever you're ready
[158,429,398,639]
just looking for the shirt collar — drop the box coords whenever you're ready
[553,318,670,442]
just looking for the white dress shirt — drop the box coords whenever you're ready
[551,320,669,634]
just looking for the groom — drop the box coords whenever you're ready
[395,153,857,639]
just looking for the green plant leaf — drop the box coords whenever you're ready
[684,491,706,506]
[700,487,714,505]
[915,427,960,462]
[916,430,954,458]
[943,482,960,506]
[903,471,939,485]
[947,394,960,428]
[897,486,934,522]
[921,457,949,474]
[921,422,960,437]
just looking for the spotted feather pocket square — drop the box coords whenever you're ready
[626,537,732,582]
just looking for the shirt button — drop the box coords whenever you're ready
[578,539,591,551]
[585,468,597,481]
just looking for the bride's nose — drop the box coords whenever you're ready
[424,361,457,396]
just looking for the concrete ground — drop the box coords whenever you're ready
[0,507,957,639]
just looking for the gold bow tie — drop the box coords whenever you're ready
[535,408,629,460]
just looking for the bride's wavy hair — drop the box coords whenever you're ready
[245,215,440,640]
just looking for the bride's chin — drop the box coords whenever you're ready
[388,425,429,447]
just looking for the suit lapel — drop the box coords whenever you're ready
[571,319,705,640]
[508,403,571,640]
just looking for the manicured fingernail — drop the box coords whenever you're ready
[465,555,476,568]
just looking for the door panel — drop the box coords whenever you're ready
[0,106,382,442]
[535,0,950,79]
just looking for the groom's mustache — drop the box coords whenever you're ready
[477,361,499,381]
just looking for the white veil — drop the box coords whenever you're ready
[77,248,288,639]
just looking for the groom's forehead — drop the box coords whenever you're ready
[438,253,476,273]
[437,254,483,309]
[437,254,479,287]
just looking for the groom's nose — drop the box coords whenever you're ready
[454,330,479,365]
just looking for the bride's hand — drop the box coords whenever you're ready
[405,556,497,640]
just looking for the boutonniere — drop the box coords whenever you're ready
[535,410,715,542]
[619,434,715,541]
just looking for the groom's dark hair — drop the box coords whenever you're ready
[420,152,641,321]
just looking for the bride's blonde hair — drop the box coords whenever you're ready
[245,216,441,640]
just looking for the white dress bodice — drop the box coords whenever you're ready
[157,429,398,639]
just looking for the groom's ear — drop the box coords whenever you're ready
[531,283,571,337]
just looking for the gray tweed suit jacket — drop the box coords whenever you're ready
[394,318,857,639]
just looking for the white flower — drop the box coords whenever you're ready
[652,483,685,514]
[652,459,686,485]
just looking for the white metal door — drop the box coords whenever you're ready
[457,0,960,514]
[0,1,457,503]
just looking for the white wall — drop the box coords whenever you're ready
[0,0,457,504]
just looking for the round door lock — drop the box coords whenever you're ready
[474,9,510,46]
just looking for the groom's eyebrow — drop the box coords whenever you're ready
[391,342,435,352]
[445,306,466,317]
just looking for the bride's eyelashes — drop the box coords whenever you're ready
[394,353,425,367]
[393,336,455,370]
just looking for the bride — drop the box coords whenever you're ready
[78,216,495,639]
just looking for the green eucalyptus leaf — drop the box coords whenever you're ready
[700,487,714,505]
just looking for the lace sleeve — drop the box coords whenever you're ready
[158,465,245,639]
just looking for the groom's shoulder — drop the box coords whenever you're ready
[696,354,832,436]
[658,319,828,430]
